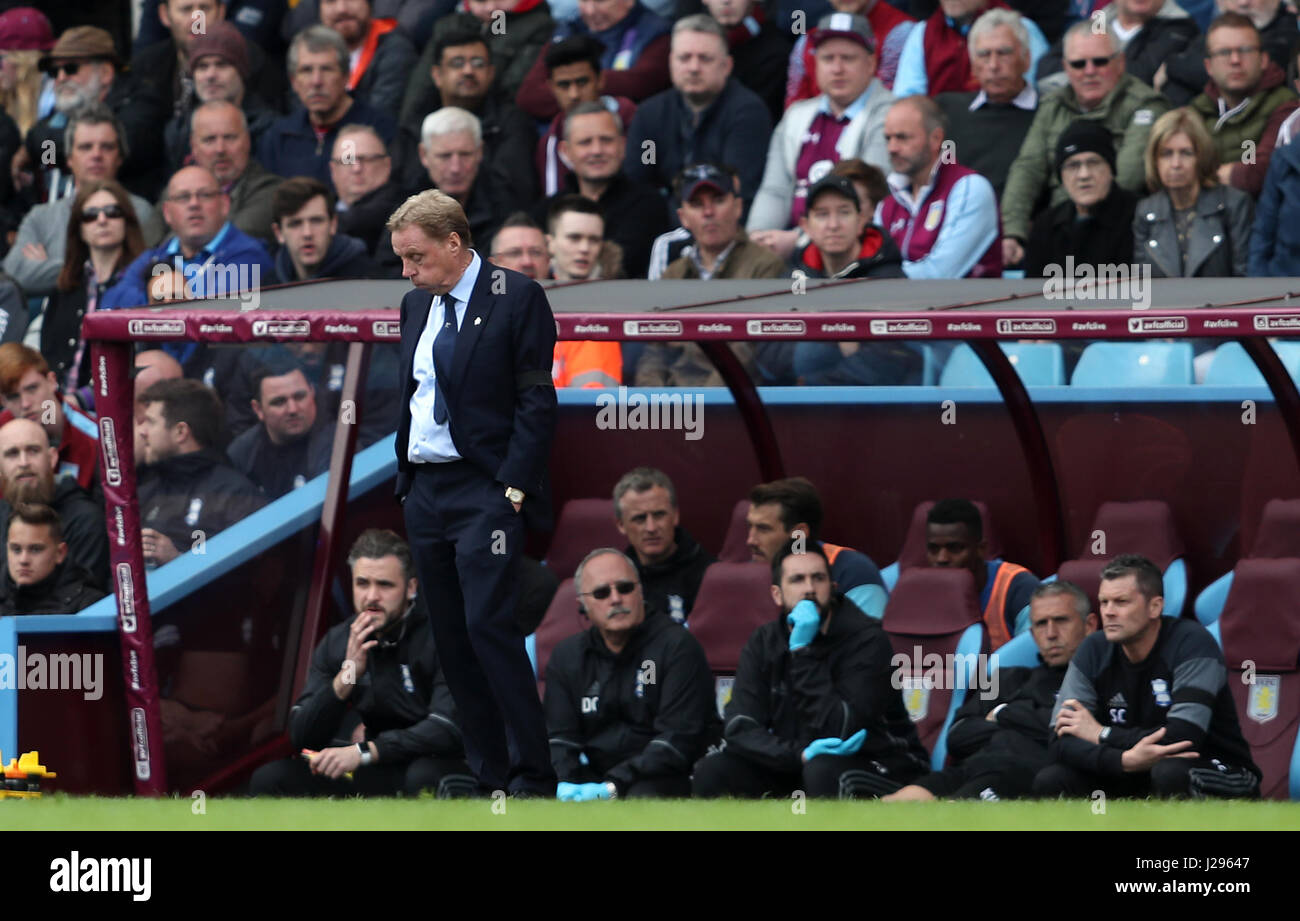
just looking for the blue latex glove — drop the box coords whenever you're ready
[557,781,611,802]
[787,599,821,650]
[802,729,868,762]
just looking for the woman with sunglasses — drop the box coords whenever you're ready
[1133,107,1254,277]
[39,179,144,405]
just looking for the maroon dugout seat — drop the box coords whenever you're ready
[533,579,587,695]
[893,500,1003,574]
[688,562,774,673]
[718,499,751,563]
[1054,500,1188,616]
[687,561,775,718]
[1080,501,1184,569]
[881,568,983,765]
[1218,559,1300,800]
[1056,559,1102,612]
[542,499,622,580]
[1249,499,1300,558]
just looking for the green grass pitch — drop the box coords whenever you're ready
[5,795,1299,831]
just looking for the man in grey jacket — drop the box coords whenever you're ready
[746,12,894,262]
[3,105,162,298]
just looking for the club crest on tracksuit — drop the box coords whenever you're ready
[184,497,204,527]
[902,675,931,722]
[1247,675,1280,723]
[1151,678,1171,707]
[401,664,415,694]
[924,201,944,232]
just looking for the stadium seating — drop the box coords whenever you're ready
[880,500,1004,591]
[686,561,775,717]
[881,568,984,770]
[542,499,623,580]
[1051,501,1188,618]
[1196,499,1300,625]
[1203,341,1300,387]
[717,499,751,563]
[1070,341,1195,387]
[1215,559,1300,800]
[530,578,587,692]
[938,342,1066,387]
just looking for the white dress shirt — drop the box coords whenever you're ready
[407,251,482,464]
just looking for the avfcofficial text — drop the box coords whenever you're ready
[1042,256,1151,309]
[595,386,704,441]
[890,646,1001,701]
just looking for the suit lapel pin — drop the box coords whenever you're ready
[474,316,482,326]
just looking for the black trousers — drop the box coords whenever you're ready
[404,461,555,795]
[1032,757,1260,799]
[248,756,475,798]
[918,746,1048,800]
[692,749,915,799]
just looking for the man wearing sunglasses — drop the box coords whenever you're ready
[4,105,162,299]
[1036,0,1199,91]
[1000,21,1168,267]
[17,26,164,204]
[692,540,929,799]
[545,548,717,801]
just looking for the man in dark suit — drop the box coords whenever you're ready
[388,189,558,797]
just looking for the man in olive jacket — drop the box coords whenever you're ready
[1000,22,1169,264]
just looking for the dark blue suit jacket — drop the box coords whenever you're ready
[396,257,558,531]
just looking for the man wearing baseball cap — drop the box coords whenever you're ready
[18,26,164,202]
[789,173,914,386]
[635,163,779,388]
[793,172,903,279]
[892,0,1047,97]
[747,12,894,262]
[1023,119,1137,278]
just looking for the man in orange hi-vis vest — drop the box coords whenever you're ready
[925,498,1039,649]
[745,476,888,618]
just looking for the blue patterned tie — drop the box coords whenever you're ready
[433,295,458,424]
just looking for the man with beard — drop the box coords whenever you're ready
[250,529,473,797]
[16,26,164,203]
[227,362,333,499]
[692,541,930,798]
[318,0,417,121]
[0,418,107,588]
[136,379,265,568]
[0,344,99,493]
[0,502,106,615]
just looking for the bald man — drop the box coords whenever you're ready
[0,418,108,588]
